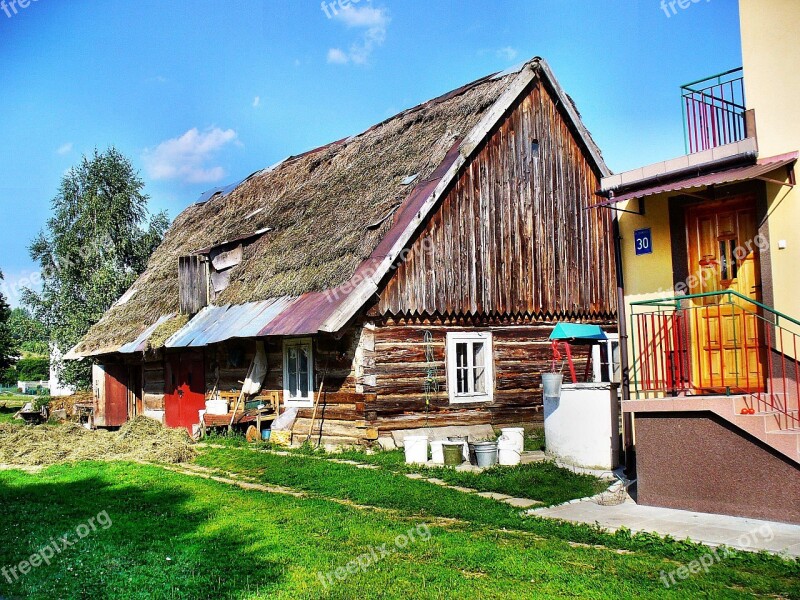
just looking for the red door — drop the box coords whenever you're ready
[104,365,129,427]
[165,354,206,432]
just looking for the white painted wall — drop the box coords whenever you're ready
[544,383,620,470]
[49,344,76,397]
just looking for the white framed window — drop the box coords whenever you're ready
[283,338,314,407]
[446,331,494,404]
[592,334,621,384]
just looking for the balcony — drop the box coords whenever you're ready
[682,67,747,154]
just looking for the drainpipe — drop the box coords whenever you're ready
[613,215,636,478]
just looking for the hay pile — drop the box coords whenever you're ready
[49,390,93,415]
[74,65,523,355]
[0,416,195,466]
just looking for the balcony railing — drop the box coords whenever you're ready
[630,291,800,430]
[682,68,746,154]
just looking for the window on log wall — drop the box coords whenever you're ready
[446,331,494,404]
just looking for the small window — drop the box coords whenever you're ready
[446,332,493,403]
[283,338,314,407]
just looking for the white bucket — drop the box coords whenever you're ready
[430,440,444,464]
[404,435,429,464]
[497,436,521,466]
[501,427,525,454]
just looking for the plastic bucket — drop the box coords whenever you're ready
[442,442,464,466]
[261,429,271,441]
[497,436,521,466]
[430,440,445,464]
[448,436,469,460]
[473,441,498,467]
[404,435,429,464]
[501,427,525,454]
[542,372,563,397]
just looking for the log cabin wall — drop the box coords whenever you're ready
[364,318,616,432]
[377,77,616,318]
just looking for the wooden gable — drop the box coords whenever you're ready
[377,78,616,319]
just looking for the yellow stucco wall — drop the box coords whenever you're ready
[619,196,675,303]
[740,0,800,325]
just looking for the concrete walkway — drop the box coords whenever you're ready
[529,495,800,558]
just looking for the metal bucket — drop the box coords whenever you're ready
[442,442,464,466]
[473,441,498,467]
[542,372,563,398]
[448,436,469,460]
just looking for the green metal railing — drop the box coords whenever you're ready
[630,290,800,430]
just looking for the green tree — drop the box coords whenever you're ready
[8,307,48,355]
[23,147,168,388]
[0,270,15,372]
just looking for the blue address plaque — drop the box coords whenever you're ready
[634,228,652,256]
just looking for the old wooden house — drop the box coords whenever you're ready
[68,57,617,445]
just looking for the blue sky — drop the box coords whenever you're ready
[0,0,741,307]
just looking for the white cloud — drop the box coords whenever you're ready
[143,127,237,184]
[327,5,389,65]
[327,48,349,64]
[56,142,73,155]
[252,96,261,108]
[335,5,386,28]
[496,46,518,61]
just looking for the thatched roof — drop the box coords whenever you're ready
[71,58,608,357]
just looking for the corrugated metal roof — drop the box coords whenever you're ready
[164,297,300,348]
[118,314,174,353]
[601,152,797,205]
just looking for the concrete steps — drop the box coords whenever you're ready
[721,398,800,466]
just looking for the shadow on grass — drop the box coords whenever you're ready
[0,463,284,599]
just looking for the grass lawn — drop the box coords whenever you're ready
[0,460,797,599]
[328,446,607,504]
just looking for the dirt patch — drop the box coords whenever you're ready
[0,416,195,466]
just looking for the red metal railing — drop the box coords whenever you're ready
[681,68,746,154]
[630,291,800,431]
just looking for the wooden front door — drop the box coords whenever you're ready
[104,365,130,427]
[686,197,765,392]
[165,354,206,432]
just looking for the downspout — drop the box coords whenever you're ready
[613,214,635,478]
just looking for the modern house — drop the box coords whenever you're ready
[68,57,617,447]
[599,0,800,524]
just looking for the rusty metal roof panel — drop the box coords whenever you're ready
[164,297,306,348]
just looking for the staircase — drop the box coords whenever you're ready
[624,394,800,466]
[728,396,800,465]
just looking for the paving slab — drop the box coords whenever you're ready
[529,496,800,556]
[425,478,448,486]
[505,497,543,509]
[404,473,425,480]
[476,491,513,501]
[520,451,546,464]
[445,485,476,493]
